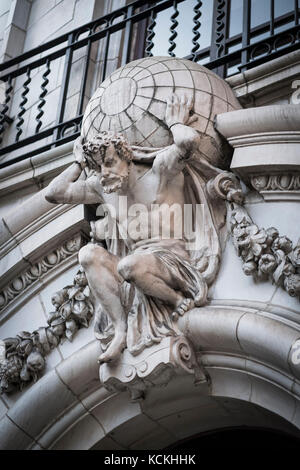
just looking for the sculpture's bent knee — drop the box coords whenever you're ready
[117,255,144,282]
[79,243,108,268]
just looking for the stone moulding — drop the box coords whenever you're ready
[0,234,84,312]
[215,105,300,203]
[0,135,74,198]
[250,173,300,202]
[251,174,300,192]
[226,50,300,107]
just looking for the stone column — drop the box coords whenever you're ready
[215,104,300,202]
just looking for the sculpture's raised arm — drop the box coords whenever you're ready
[153,93,200,177]
[45,137,102,205]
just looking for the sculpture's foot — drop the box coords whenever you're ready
[97,335,126,364]
[172,298,195,321]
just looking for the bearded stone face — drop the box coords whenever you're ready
[99,143,130,194]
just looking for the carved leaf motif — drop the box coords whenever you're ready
[65,319,78,342]
[272,236,293,254]
[258,254,277,275]
[242,261,257,275]
[60,303,72,320]
[26,350,45,372]
[232,207,251,226]
[0,234,85,312]
[251,173,300,192]
[16,339,33,357]
[45,328,59,348]
[20,364,31,382]
[284,274,300,297]
[288,246,300,268]
[229,201,300,301]
[0,269,94,394]
[266,227,279,246]
[233,223,267,261]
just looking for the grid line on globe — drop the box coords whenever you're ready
[81,56,241,156]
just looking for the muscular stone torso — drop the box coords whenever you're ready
[87,161,186,249]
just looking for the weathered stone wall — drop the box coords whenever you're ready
[0,0,14,63]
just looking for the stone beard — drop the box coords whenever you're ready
[100,170,130,194]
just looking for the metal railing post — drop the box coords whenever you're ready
[240,0,251,71]
[53,32,75,145]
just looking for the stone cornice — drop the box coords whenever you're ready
[0,233,85,314]
[226,50,300,107]
[0,141,74,197]
[215,105,300,137]
[215,105,300,203]
[0,202,76,258]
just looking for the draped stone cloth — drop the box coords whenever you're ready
[93,145,227,355]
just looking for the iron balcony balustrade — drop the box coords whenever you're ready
[0,0,299,169]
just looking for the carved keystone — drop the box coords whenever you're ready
[99,335,208,402]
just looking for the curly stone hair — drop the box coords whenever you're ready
[82,131,133,169]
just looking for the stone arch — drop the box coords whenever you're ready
[1,305,300,449]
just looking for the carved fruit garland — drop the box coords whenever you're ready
[0,270,94,394]
[229,204,300,298]
[208,171,300,299]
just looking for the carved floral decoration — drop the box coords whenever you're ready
[229,205,300,299]
[209,171,300,299]
[251,173,300,192]
[0,270,94,394]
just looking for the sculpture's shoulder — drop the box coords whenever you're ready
[152,145,178,175]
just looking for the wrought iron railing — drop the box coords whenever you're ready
[0,0,299,169]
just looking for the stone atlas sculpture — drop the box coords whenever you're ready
[45,56,243,395]
[1,57,299,397]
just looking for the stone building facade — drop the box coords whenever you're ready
[0,0,300,449]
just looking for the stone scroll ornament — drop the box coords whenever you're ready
[0,270,93,394]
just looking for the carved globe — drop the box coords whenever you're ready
[81,56,241,166]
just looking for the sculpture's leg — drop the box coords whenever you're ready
[79,244,127,363]
[117,253,187,310]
